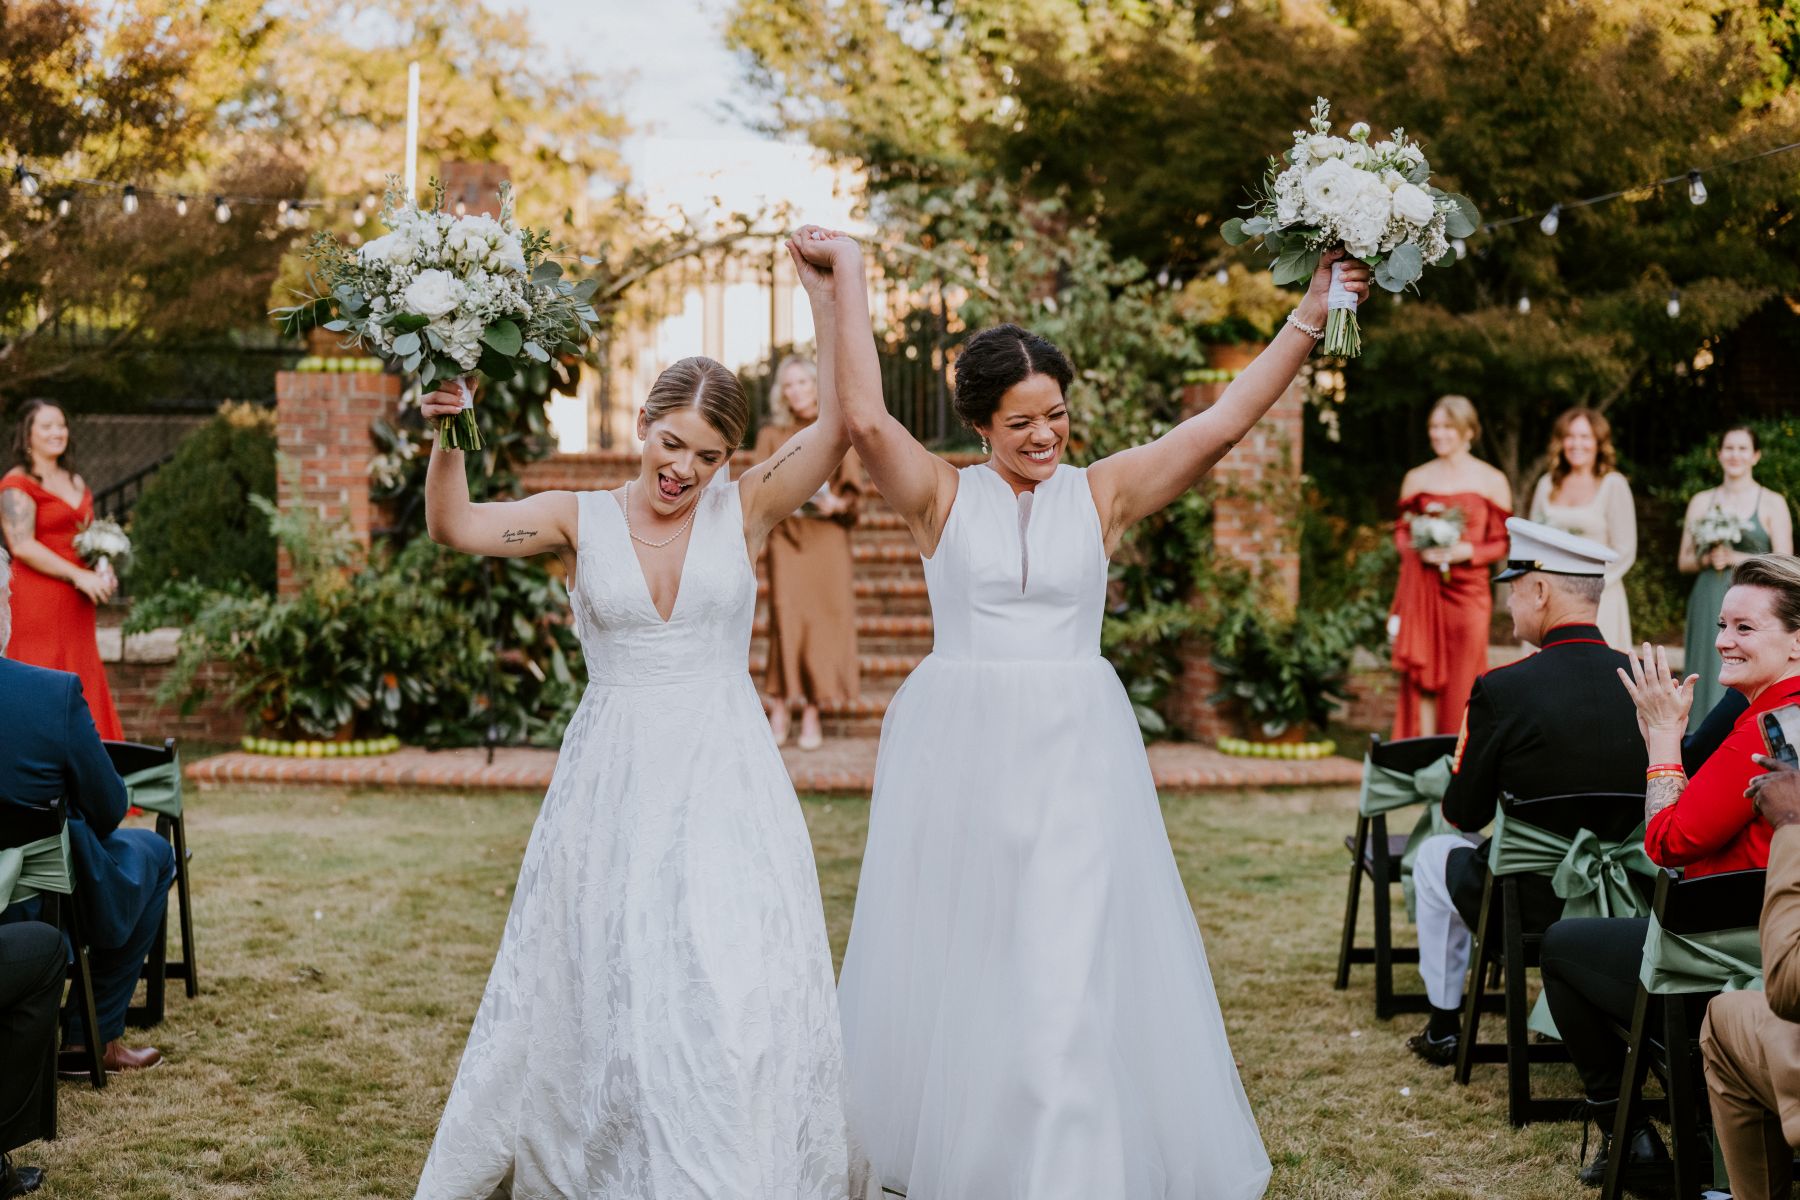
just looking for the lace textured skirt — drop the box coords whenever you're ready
[415,674,864,1199]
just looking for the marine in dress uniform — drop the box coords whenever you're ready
[1406,519,1648,1065]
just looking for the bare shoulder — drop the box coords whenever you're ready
[1476,460,1513,507]
[1398,464,1427,501]
[1686,487,1714,516]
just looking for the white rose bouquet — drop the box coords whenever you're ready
[274,179,598,450]
[1693,504,1752,558]
[1222,98,1479,357]
[73,516,132,576]
[1406,503,1466,581]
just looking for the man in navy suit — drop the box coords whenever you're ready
[0,547,171,1075]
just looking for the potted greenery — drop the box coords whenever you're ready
[1208,591,1384,743]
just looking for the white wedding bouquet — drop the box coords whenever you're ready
[1222,98,1479,356]
[274,180,599,451]
[1406,503,1466,581]
[74,516,131,576]
[1693,504,1752,557]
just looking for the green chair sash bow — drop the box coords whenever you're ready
[122,761,182,818]
[1358,753,1455,922]
[1638,917,1763,995]
[1487,809,1659,1039]
[0,826,74,910]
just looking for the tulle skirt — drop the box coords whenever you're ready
[839,654,1270,1199]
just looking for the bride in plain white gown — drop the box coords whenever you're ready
[833,250,1372,1198]
[410,228,872,1200]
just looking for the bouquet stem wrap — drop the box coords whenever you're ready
[440,377,480,452]
[1323,260,1362,357]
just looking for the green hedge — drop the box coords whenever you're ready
[130,402,277,592]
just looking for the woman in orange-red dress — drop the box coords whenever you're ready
[0,399,123,739]
[1390,396,1513,739]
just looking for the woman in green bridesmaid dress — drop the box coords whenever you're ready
[1679,426,1794,730]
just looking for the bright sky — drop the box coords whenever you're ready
[510,0,862,230]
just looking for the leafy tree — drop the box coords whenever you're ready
[129,401,279,592]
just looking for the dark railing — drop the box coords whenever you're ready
[92,451,176,523]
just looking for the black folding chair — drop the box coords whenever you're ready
[1334,733,1460,1018]
[0,797,105,1093]
[104,737,197,1027]
[1602,866,1767,1200]
[1454,790,1650,1126]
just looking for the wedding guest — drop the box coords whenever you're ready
[1538,554,1800,1189]
[1529,406,1637,651]
[0,399,121,740]
[0,920,60,1199]
[1390,395,1512,738]
[0,548,170,1077]
[755,355,863,750]
[1679,427,1794,731]
[1701,755,1800,1200]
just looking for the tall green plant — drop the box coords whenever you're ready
[128,402,278,592]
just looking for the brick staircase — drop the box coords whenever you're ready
[519,449,975,737]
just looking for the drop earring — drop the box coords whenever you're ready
[980,435,990,456]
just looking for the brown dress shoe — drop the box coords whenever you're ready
[101,1040,162,1072]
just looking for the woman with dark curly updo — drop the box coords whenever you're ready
[831,250,1372,1198]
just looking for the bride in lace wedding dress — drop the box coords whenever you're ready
[410,229,871,1200]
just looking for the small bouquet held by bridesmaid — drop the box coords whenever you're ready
[273,180,599,451]
[1407,503,1466,581]
[1222,98,1479,357]
[1692,504,1753,558]
[74,516,131,580]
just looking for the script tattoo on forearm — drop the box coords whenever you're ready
[762,443,804,483]
[501,529,535,545]
[1645,775,1686,823]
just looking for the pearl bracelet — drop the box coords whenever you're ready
[1285,310,1325,341]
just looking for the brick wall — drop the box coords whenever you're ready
[96,626,241,746]
[274,368,400,594]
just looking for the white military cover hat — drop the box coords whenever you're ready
[1493,516,1618,582]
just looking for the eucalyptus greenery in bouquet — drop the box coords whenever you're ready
[273,179,598,451]
[1222,98,1479,356]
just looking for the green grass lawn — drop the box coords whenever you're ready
[26,786,1599,1199]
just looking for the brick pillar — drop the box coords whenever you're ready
[1167,344,1306,740]
[275,369,402,595]
[442,160,511,218]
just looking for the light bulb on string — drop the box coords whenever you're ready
[1517,292,1531,315]
[1451,237,1467,260]
[1667,290,1681,318]
[277,198,289,215]
[1539,204,1560,236]
[1688,170,1707,205]
[14,165,38,198]
[1214,267,1230,285]
[454,200,468,217]
[363,192,377,210]
[56,195,71,218]
[352,208,366,228]
[122,185,139,215]
[213,196,231,224]
[175,194,188,217]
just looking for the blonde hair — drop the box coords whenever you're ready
[643,357,749,449]
[1430,394,1480,444]
[1732,555,1800,632]
[769,355,818,424]
[1548,406,1617,488]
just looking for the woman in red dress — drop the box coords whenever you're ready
[0,400,123,739]
[1390,395,1513,738]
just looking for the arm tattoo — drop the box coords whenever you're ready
[501,528,536,545]
[0,489,34,546]
[1645,775,1686,823]
[762,443,803,483]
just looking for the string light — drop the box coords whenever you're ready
[276,197,290,215]
[1667,289,1681,318]
[13,165,37,199]
[213,196,231,224]
[1214,267,1230,285]
[1517,292,1531,315]
[1451,237,1467,260]
[175,194,188,217]
[1538,204,1560,236]
[352,208,365,228]
[121,184,138,215]
[56,195,71,218]
[1687,170,1707,205]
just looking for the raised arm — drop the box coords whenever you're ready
[417,395,578,563]
[0,479,111,604]
[1086,250,1369,551]
[835,246,959,557]
[740,228,855,546]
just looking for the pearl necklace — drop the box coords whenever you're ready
[623,480,699,548]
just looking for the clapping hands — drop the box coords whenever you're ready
[1617,642,1696,743]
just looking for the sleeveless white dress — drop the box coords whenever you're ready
[415,481,865,1200]
[838,464,1270,1199]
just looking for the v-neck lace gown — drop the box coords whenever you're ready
[415,482,864,1200]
